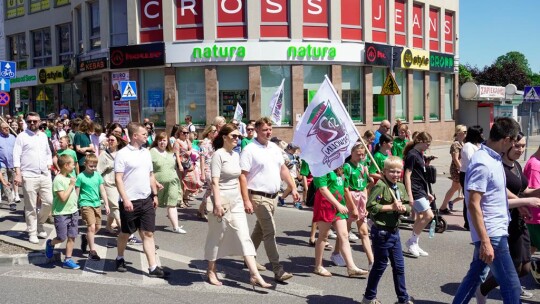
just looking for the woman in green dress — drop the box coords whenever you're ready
[150,132,186,234]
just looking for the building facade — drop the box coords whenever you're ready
[4,0,459,141]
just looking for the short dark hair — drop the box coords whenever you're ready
[255,117,272,129]
[465,125,484,145]
[213,123,237,150]
[127,122,144,140]
[489,117,520,142]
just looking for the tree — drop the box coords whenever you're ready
[474,61,530,90]
[459,64,474,84]
[494,51,532,76]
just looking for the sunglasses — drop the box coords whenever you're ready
[230,134,240,139]
[26,120,39,124]
[247,128,255,131]
[182,132,190,134]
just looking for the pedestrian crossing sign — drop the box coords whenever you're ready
[120,81,137,101]
[380,73,401,95]
[523,86,540,102]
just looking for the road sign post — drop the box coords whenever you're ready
[523,86,540,160]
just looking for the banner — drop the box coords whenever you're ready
[112,71,131,127]
[293,76,360,177]
[233,102,244,121]
[269,78,285,126]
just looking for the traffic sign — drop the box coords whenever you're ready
[380,73,401,95]
[0,78,10,91]
[523,86,540,102]
[0,61,16,78]
[120,81,137,100]
[0,92,10,106]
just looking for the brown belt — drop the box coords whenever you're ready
[248,190,278,199]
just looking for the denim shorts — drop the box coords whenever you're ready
[54,211,79,241]
[412,197,430,212]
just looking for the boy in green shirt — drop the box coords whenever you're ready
[54,136,79,177]
[75,153,109,261]
[45,155,80,270]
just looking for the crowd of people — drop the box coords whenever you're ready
[1,110,540,303]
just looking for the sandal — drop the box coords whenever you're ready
[313,266,332,277]
[324,242,333,251]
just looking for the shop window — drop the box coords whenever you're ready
[57,24,72,66]
[372,67,387,122]
[261,66,292,125]
[6,0,25,19]
[8,33,27,70]
[394,69,407,121]
[444,75,454,120]
[412,71,424,121]
[35,85,54,118]
[342,66,363,123]
[178,67,206,125]
[304,65,329,108]
[110,0,128,46]
[88,2,101,50]
[429,73,440,120]
[32,28,52,68]
[76,8,83,53]
[30,0,50,13]
[218,66,249,122]
[141,69,165,127]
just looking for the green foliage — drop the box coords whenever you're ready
[494,52,532,76]
[459,64,474,84]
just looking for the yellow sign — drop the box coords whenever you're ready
[30,0,50,13]
[380,73,401,95]
[6,0,25,19]
[36,90,49,101]
[401,48,430,70]
[38,66,67,84]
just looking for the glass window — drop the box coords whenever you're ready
[76,8,83,53]
[141,69,165,127]
[57,24,72,66]
[110,0,128,46]
[35,85,55,117]
[394,69,407,120]
[342,66,363,123]
[177,67,206,126]
[89,2,100,50]
[6,0,25,19]
[55,0,71,7]
[412,71,424,121]
[8,33,27,70]
[218,66,249,122]
[372,67,387,122]
[60,83,80,110]
[32,28,52,67]
[430,73,440,120]
[444,75,454,120]
[30,0,50,13]
[261,66,292,125]
[304,65,330,108]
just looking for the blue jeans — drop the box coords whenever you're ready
[364,225,409,303]
[452,236,521,304]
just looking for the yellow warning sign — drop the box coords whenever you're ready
[36,90,49,101]
[380,73,401,95]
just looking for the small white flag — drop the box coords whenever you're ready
[233,102,244,121]
[269,79,285,126]
[292,76,360,177]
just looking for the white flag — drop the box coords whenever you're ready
[292,76,360,177]
[269,79,285,126]
[233,102,244,121]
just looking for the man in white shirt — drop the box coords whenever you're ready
[185,115,196,132]
[240,117,300,282]
[13,112,53,244]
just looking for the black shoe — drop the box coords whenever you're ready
[80,234,88,253]
[88,250,101,261]
[149,266,169,278]
[439,208,452,215]
[116,258,127,272]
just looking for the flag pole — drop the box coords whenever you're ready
[0,116,17,136]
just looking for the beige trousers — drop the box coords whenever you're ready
[22,174,53,236]
[250,194,282,274]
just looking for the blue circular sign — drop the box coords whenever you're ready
[0,92,10,106]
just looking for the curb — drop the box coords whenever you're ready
[0,251,61,266]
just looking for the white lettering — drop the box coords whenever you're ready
[144,0,160,19]
[221,0,242,14]
[374,3,382,20]
[444,20,451,35]
[266,0,282,14]
[430,16,438,33]
[307,0,322,15]
[181,0,197,16]
[395,8,403,25]
[413,12,420,30]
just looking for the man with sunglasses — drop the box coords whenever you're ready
[241,122,256,150]
[13,112,53,244]
[372,119,391,151]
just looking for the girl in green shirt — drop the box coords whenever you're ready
[392,124,410,159]
[369,133,394,181]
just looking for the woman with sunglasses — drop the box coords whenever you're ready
[439,125,467,214]
[204,123,271,289]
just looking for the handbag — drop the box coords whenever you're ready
[205,194,231,215]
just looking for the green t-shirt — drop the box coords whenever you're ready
[73,132,91,166]
[52,174,78,216]
[344,161,368,191]
[241,137,253,150]
[299,160,311,177]
[45,129,52,138]
[392,137,409,159]
[75,171,104,208]
[57,148,78,178]
[369,151,390,174]
[313,171,348,219]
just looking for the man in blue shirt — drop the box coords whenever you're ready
[0,122,17,210]
[453,117,540,304]
[372,120,391,151]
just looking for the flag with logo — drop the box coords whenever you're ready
[269,78,285,126]
[292,76,360,177]
[233,102,244,121]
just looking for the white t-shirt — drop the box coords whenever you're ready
[114,144,153,201]
[460,142,480,172]
[240,138,284,194]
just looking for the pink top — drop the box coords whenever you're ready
[523,154,540,224]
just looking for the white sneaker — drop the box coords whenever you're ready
[328,231,337,239]
[29,235,39,244]
[405,240,420,258]
[173,226,187,234]
[475,286,487,304]
[330,253,346,267]
[416,245,429,257]
[348,231,359,242]
[37,231,47,239]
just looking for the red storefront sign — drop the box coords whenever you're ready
[303,0,329,39]
[394,0,406,46]
[372,0,387,43]
[216,0,246,39]
[176,0,204,40]
[412,3,423,48]
[429,8,439,51]
[140,0,163,43]
[341,0,362,41]
[261,0,289,38]
[444,12,454,54]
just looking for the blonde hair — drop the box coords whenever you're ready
[454,124,466,139]
[383,156,404,170]
[84,153,98,164]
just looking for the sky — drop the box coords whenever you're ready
[459,0,540,73]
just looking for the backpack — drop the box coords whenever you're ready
[305,181,317,207]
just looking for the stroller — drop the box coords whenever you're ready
[399,164,447,234]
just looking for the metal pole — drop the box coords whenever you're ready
[526,102,532,160]
[388,47,395,125]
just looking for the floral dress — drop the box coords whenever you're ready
[449,140,463,182]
